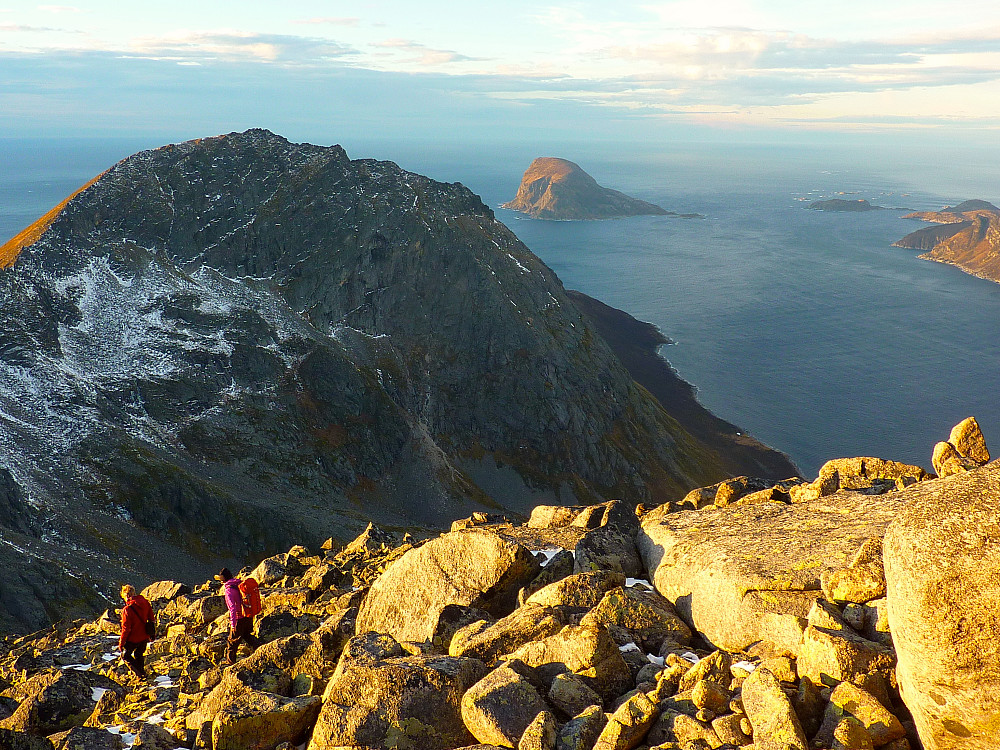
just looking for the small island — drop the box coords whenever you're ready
[502,157,691,220]
[893,199,1000,283]
[808,198,883,212]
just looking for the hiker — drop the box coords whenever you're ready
[118,584,154,679]
[217,568,260,664]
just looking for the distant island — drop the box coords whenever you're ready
[893,199,1000,283]
[808,198,884,212]
[502,157,698,220]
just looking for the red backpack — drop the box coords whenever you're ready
[238,577,262,618]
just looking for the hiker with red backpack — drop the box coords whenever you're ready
[118,584,155,679]
[216,568,261,664]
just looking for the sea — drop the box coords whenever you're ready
[2,135,998,478]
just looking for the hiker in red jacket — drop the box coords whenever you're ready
[217,568,260,664]
[118,584,154,678]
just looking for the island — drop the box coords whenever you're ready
[893,199,1000,283]
[501,157,693,220]
[808,198,884,212]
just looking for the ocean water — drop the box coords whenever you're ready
[2,137,998,477]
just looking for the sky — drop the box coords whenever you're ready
[3,1,1000,148]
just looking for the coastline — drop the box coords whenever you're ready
[567,290,800,481]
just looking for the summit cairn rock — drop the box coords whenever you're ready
[884,459,1000,749]
[356,529,540,643]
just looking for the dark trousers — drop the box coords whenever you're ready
[226,617,259,663]
[122,641,147,677]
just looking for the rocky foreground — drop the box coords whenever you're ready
[0,418,996,750]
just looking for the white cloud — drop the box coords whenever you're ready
[126,30,356,65]
[370,38,483,66]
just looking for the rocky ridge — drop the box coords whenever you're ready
[501,158,684,221]
[0,130,794,634]
[893,200,1000,283]
[0,417,995,749]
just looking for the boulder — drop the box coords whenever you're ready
[574,527,642,578]
[580,586,692,651]
[812,680,906,748]
[518,552,575,604]
[356,529,540,642]
[510,624,632,701]
[307,654,487,749]
[548,674,603,720]
[948,417,990,463]
[140,580,191,603]
[797,619,894,690]
[250,553,305,586]
[930,442,977,479]
[528,506,585,529]
[0,670,124,736]
[51,727,123,749]
[593,691,658,750]
[645,710,718,747]
[0,727,55,749]
[460,665,550,747]
[525,572,626,611]
[637,491,906,651]
[450,604,568,664]
[883,461,1000,749]
[212,691,321,750]
[556,705,607,750]
[740,667,808,750]
[820,537,886,604]
[518,710,556,750]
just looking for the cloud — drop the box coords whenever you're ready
[0,23,59,32]
[371,38,484,66]
[37,5,81,12]
[126,31,356,64]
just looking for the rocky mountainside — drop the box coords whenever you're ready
[0,130,793,635]
[501,158,679,220]
[894,199,1000,283]
[0,417,992,749]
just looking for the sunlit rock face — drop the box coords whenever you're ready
[502,157,670,220]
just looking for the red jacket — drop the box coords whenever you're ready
[119,595,153,648]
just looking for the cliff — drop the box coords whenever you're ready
[501,157,672,220]
[894,199,1000,282]
[0,130,790,634]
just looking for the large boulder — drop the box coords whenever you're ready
[307,653,488,749]
[884,461,1000,748]
[450,604,568,664]
[0,670,124,736]
[211,691,321,750]
[524,572,626,611]
[460,665,550,747]
[356,529,540,642]
[637,491,906,651]
[139,580,191,603]
[579,586,691,651]
[510,623,631,701]
[741,667,808,750]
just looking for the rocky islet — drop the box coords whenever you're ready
[0,417,995,749]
